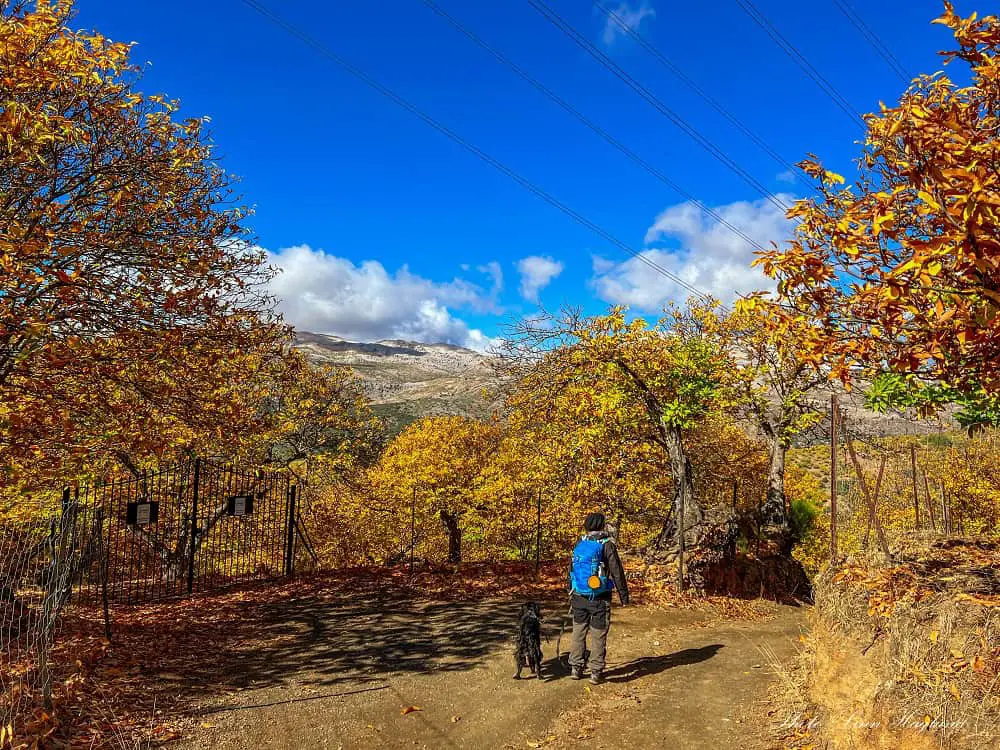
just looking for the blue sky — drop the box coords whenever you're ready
[75,0,949,349]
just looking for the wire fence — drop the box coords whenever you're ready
[811,396,997,565]
[1,514,82,747]
[1,457,307,747]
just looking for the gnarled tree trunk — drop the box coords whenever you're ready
[439,510,462,563]
[656,424,703,549]
[762,441,788,528]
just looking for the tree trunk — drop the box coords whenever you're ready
[657,425,703,549]
[440,510,462,563]
[761,441,788,528]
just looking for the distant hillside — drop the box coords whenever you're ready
[295,332,956,439]
[294,332,500,434]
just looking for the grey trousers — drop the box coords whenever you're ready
[568,596,611,673]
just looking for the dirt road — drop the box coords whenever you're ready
[177,592,806,750]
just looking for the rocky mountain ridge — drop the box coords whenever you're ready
[293,332,500,433]
[294,332,952,440]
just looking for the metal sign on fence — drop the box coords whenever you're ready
[226,495,254,517]
[126,501,159,526]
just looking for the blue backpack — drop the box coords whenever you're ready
[569,537,614,597]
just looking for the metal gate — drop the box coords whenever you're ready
[70,458,296,605]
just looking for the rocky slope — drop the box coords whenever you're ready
[295,332,953,439]
[294,332,500,434]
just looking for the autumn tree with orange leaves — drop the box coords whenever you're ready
[755,4,1000,398]
[0,1,320,486]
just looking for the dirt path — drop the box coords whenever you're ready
[176,593,805,750]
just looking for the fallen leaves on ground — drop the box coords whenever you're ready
[10,563,570,747]
[11,559,776,747]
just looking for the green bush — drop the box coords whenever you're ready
[789,496,821,542]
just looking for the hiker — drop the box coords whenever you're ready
[568,512,630,685]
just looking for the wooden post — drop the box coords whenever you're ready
[187,457,201,595]
[677,478,686,591]
[410,486,416,577]
[862,454,886,550]
[845,433,891,561]
[830,394,838,563]
[939,480,949,535]
[39,519,58,710]
[284,485,297,577]
[534,488,542,573]
[910,446,921,530]
[923,473,937,532]
[96,508,112,642]
[939,482,950,534]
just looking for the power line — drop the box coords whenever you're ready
[734,0,864,128]
[239,0,724,306]
[525,0,790,214]
[592,0,812,192]
[419,0,768,254]
[830,0,912,84]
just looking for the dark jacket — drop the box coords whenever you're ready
[571,531,630,605]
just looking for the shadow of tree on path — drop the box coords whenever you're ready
[177,592,528,695]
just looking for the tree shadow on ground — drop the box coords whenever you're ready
[176,591,530,695]
[119,589,571,698]
[54,567,570,745]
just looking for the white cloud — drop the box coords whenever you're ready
[776,170,797,184]
[478,261,504,296]
[267,244,499,351]
[516,255,564,303]
[601,2,656,46]
[590,194,795,311]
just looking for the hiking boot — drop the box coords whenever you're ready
[589,671,603,685]
[570,665,584,680]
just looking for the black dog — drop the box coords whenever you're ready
[513,602,543,679]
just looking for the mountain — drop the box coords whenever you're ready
[295,332,954,440]
[294,332,500,434]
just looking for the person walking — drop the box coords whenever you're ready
[567,512,630,684]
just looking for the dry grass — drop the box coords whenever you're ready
[773,537,1000,749]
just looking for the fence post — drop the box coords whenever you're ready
[923,473,937,532]
[910,446,921,530]
[534,488,542,573]
[677,481,686,591]
[39,519,58,710]
[59,487,73,601]
[285,484,297,577]
[187,457,201,595]
[410,486,416,577]
[95,508,112,642]
[939,481,949,535]
[830,394,838,564]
